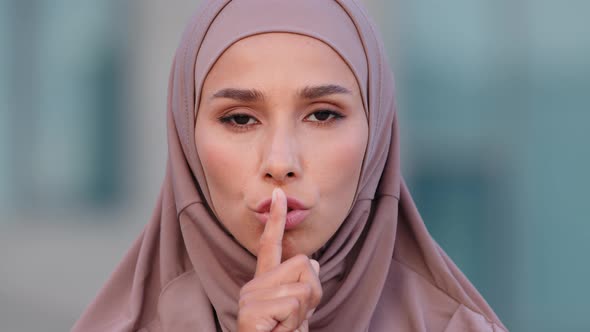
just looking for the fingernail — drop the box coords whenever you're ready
[310,259,320,275]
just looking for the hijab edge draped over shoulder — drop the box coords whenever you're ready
[73,1,508,331]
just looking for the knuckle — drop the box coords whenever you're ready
[292,254,309,267]
[286,297,301,312]
[239,288,247,299]
[299,283,312,299]
[239,282,255,297]
[237,302,255,323]
[307,281,322,308]
[238,293,251,309]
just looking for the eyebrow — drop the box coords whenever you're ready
[211,88,264,102]
[299,84,351,99]
[210,84,351,102]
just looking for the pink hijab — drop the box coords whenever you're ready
[73,0,508,331]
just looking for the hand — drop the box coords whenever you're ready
[237,188,322,332]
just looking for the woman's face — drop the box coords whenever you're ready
[195,33,368,260]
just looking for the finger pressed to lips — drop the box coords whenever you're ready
[243,187,322,331]
[256,187,287,276]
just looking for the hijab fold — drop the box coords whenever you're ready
[73,1,507,331]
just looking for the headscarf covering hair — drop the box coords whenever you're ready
[73,1,507,331]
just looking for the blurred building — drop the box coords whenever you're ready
[1,1,589,331]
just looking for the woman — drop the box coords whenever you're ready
[73,0,507,331]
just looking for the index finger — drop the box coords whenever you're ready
[255,187,287,276]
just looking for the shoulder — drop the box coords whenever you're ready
[140,270,219,331]
[371,259,507,331]
[444,304,507,332]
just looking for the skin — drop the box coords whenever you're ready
[194,33,368,331]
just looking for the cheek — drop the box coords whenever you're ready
[195,125,262,254]
[336,134,366,175]
[309,122,367,218]
[195,130,249,206]
[318,127,366,186]
[330,138,365,204]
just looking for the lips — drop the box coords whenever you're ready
[254,195,310,230]
[254,196,308,213]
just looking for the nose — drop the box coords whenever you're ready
[260,128,302,185]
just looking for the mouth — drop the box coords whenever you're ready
[253,195,311,230]
[254,195,309,214]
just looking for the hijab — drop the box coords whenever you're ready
[73,0,508,331]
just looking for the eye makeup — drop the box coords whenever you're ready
[218,109,346,132]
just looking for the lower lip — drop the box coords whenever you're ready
[254,209,310,230]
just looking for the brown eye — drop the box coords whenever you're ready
[305,110,344,123]
[233,114,253,125]
[219,113,258,126]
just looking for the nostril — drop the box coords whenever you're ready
[264,172,295,181]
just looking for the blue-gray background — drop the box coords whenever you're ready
[1,1,588,331]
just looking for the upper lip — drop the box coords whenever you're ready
[254,195,309,213]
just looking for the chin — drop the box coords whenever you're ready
[281,235,316,261]
[282,239,309,261]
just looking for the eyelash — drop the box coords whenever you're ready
[218,109,345,132]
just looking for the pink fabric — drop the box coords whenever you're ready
[73,0,508,331]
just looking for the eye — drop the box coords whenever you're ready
[218,113,259,130]
[305,110,345,124]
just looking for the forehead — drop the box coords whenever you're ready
[201,33,361,97]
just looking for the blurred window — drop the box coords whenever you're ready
[0,0,126,213]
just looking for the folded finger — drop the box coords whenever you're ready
[239,283,314,323]
[248,254,322,309]
[238,296,303,332]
